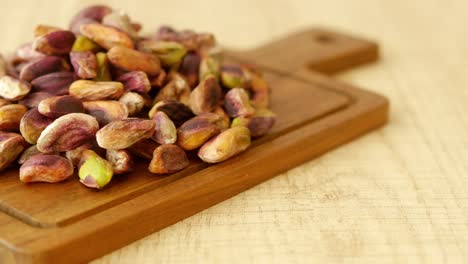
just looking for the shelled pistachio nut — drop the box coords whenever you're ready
[231,109,276,137]
[32,30,76,55]
[106,149,134,174]
[152,111,177,145]
[80,23,134,50]
[117,71,151,93]
[189,75,221,115]
[138,40,187,67]
[69,80,124,101]
[20,154,73,183]
[18,145,41,165]
[70,51,98,79]
[148,99,194,127]
[198,126,251,163]
[19,108,54,144]
[224,88,255,117]
[119,92,145,116]
[177,115,221,151]
[107,46,160,75]
[31,71,77,95]
[96,118,155,150]
[37,113,99,153]
[0,76,31,101]
[0,104,28,131]
[148,144,189,174]
[0,132,26,171]
[19,56,70,82]
[78,149,113,189]
[83,100,128,126]
[154,73,191,105]
[38,95,85,118]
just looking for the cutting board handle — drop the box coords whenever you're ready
[227,28,379,74]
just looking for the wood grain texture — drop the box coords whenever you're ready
[0,0,466,263]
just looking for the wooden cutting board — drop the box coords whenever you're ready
[0,28,388,264]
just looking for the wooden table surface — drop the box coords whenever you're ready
[2,0,468,263]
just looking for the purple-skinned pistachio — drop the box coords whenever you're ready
[36,113,99,153]
[179,51,201,88]
[83,100,128,126]
[117,71,151,93]
[70,51,98,79]
[69,5,113,35]
[0,104,28,131]
[224,88,255,118]
[31,71,77,95]
[38,95,85,118]
[148,99,194,127]
[96,118,156,150]
[20,154,74,183]
[19,92,54,108]
[189,75,221,115]
[198,126,251,163]
[106,149,134,174]
[148,144,189,174]
[152,111,177,145]
[0,132,26,171]
[19,108,54,144]
[32,30,76,56]
[177,115,220,151]
[80,24,134,50]
[19,56,70,82]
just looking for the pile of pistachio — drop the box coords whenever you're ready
[0,5,275,189]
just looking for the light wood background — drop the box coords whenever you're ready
[2,0,468,263]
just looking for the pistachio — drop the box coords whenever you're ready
[179,51,201,87]
[96,118,155,150]
[18,145,41,165]
[19,56,70,82]
[128,138,159,160]
[94,52,112,81]
[0,104,28,131]
[20,154,74,183]
[72,36,102,52]
[177,115,220,150]
[189,75,221,115]
[70,51,98,79]
[70,17,97,36]
[148,99,194,127]
[0,132,26,171]
[19,108,54,144]
[224,88,255,117]
[138,40,187,67]
[34,24,62,37]
[78,149,113,189]
[65,143,93,166]
[0,76,31,101]
[15,42,45,62]
[69,80,124,101]
[102,11,138,40]
[80,23,134,50]
[231,109,276,137]
[38,95,85,118]
[155,26,216,51]
[117,71,151,93]
[152,111,177,145]
[69,5,113,34]
[33,30,76,56]
[199,55,220,82]
[118,92,145,116]
[220,64,246,89]
[31,71,77,95]
[196,111,230,131]
[198,126,251,163]
[148,144,189,174]
[154,73,191,105]
[37,113,99,153]
[83,100,128,126]
[249,72,270,108]
[149,69,167,88]
[19,92,54,108]
[213,107,231,131]
[107,46,160,75]
[0,98,10,107]
[106,149,134,174]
